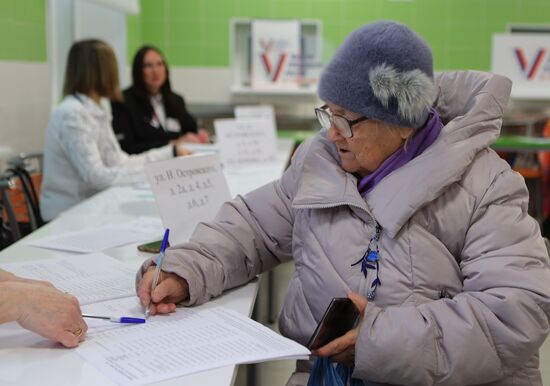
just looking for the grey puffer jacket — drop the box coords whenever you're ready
[138,71,550,385]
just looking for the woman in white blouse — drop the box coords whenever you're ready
[40,40,190,221]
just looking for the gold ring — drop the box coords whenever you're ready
[72,327,83,337]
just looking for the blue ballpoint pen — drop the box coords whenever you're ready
[82,314,146,324]
[145,228,170,319]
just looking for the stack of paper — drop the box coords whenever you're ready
[0,253,136,304]
[79,298,310,386]
[24,219,162,253]
[1,253,310,386]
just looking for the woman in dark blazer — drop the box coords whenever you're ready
[112,45,210,154]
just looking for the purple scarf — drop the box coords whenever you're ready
[357,108,443,196]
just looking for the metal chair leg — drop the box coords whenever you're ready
[1,182,21,241]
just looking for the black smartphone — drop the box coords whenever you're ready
[137,240,169,253]
[307,298,360,351]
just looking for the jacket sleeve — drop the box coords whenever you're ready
[354,168,550,385]
[57,108,172,190]
[136,151,301,305]
[174,94,198,135]
[116,89,180,154]
[111,101,169,154]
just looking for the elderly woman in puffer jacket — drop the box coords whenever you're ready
[136,21,550,385]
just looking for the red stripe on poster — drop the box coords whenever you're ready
[272,54,287,82]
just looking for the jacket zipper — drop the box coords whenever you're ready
[293,200,371,213]
[293,200,375,224]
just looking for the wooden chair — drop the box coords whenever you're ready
[0,174,22,246]
[0,153,44,248]
[5,165,44,229]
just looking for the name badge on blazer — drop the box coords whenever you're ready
[149,116,161,129]
[165,118,181,133]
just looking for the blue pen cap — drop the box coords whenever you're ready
[120,317,146,324]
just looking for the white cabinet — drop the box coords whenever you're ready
[230,18,322,96]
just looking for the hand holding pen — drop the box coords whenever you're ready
[145,228,170,318]
[137,229,191,316]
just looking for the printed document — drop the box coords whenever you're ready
[24,223,157,253]
[0,253,136,305]
[78,298,310,386]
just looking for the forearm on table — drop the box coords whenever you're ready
[0,269,16,282]
[0,282,21,324]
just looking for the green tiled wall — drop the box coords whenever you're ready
[129,0,550,71]
[0,0,46,61]
[2,0,550,69]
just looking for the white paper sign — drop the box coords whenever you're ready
[492,33,550,98]
[214,118,278,165]
[251,20,301,89]
[235,105,276,122]
[144,154,231,245]
[235,104,277,135]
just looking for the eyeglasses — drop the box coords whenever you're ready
[314,104,369,138]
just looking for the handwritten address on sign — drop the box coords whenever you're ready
[145,154,231,244]
[214,118,277,165]
[153,166,216,210]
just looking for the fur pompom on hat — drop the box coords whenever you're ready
[319,21,435,129]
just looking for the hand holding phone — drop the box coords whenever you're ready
[307,297,360,351]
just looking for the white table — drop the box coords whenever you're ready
[0,139,295,386]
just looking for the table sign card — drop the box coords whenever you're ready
[144,154,231,245]
[235,104,276,126]
[214,118,278,165]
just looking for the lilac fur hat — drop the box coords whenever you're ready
[319,21,435,129]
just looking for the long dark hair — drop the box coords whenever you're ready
[130,45,178,118]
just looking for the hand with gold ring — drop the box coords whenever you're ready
[72,327,84,338]
[0,276,88,348]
